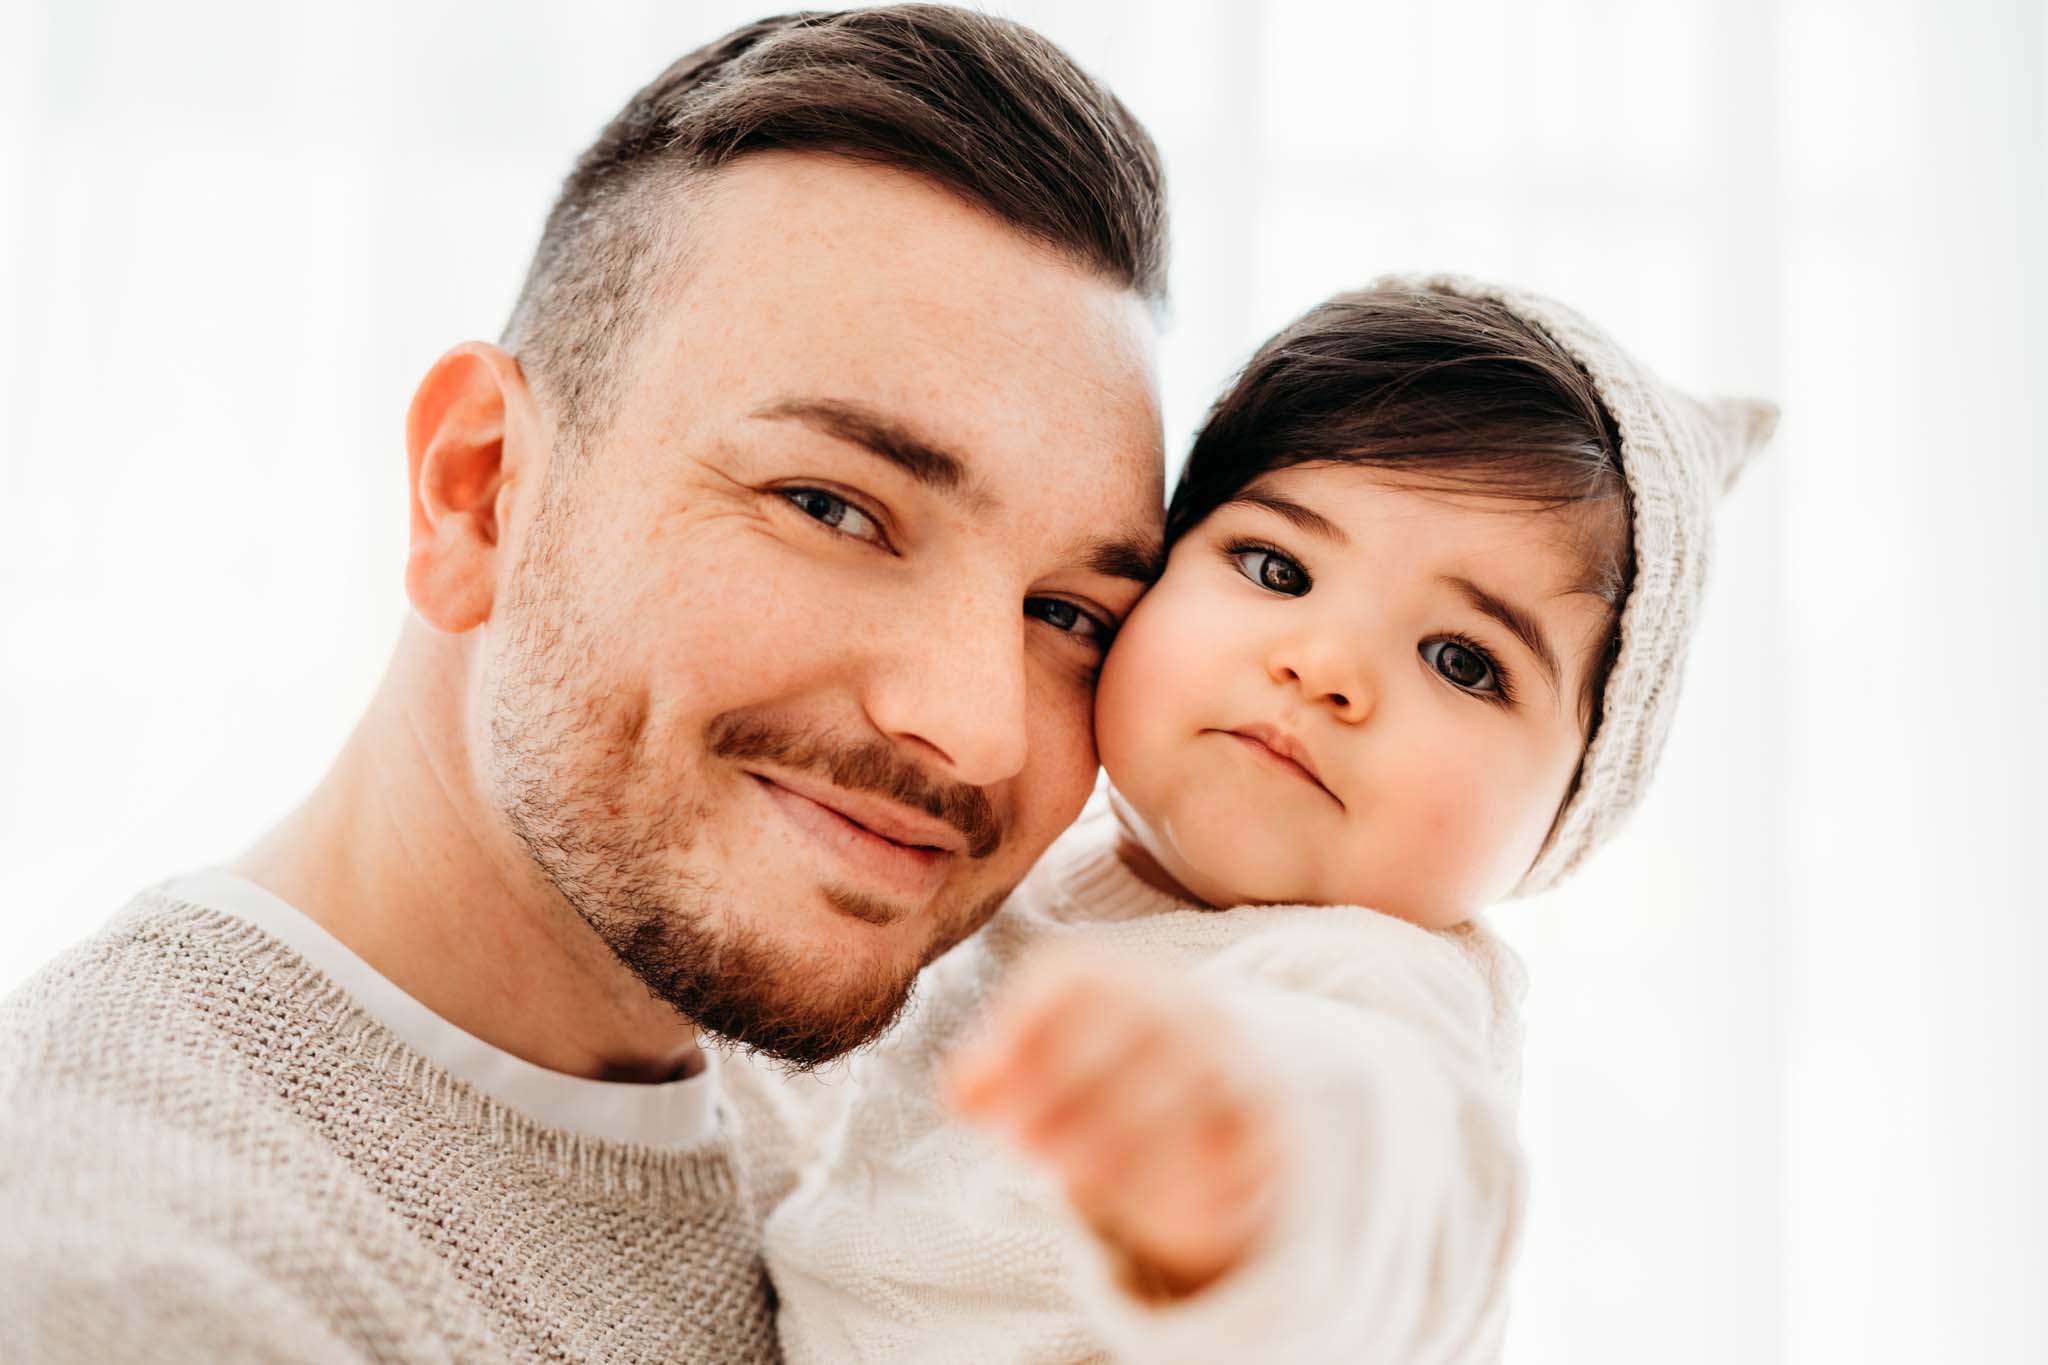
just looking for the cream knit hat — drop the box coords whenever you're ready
[1371,274,1779,898]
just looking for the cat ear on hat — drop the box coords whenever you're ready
[1705,397,1781,492]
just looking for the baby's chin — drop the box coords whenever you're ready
[1174,840,1481,931]
[1108,785,1482,927]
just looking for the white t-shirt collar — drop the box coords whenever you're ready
[162,868,720,1149]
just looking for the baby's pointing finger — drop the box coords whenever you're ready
[946,951,1095,1105]
[983,995,1160,1142]
[950,963,1146,1122]
[1036,1048,1205,1191]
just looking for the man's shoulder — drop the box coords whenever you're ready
[0,1095,463,1365]
[0,888,781,1364]
[0,892,484,1361]
[0,1212,370,1365]
[0,889,315,1195]
[0,887,350,1223]
[1,888,270,1089]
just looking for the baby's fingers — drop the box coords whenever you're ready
[1033,1040,1205,1187]
[945,950,1151,1130]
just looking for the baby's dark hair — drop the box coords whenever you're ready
[1168,284,1635,728]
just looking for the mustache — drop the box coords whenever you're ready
[707,713,1002,860]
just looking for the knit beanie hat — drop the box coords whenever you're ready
[1370,274,1779,898]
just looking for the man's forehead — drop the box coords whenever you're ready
[665,155,1159,390]
[628,153,1165,547]
[682,155,1090,306]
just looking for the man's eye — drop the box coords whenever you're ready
[1229,545,1310,596]
[1026,597,1113,647]
[1420,638,1501,694]
[782,488,884,545]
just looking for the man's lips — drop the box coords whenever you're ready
[1214,725,1341,804]
[750,773,958,904]
[756,769,968,853]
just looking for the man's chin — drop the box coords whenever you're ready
[696,879,1012,1067]
[683,962,918,1072]
[577,864,1012,1069]
[607,910,919,1070]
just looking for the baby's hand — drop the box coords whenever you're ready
[944,946,1286,1300]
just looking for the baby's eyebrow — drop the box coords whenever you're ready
[1439,574,1562,697]
[1224,488,1349,543]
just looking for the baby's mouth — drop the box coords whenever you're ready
[1211,727,1343,807]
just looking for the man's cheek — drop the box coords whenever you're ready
[652,572,867,708]
[1018,680,1101,837]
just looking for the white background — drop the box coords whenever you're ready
[2,2,2042,1361]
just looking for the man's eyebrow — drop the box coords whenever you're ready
[754,395,1157,584]
[1440,574,1563,698]
[751,397,982,503]
[1079,532,1165,586]
[1223,487,1349,544]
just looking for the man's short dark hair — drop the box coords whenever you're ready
[502,5,1168,453]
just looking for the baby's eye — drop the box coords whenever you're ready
[782,488,884,546]
[1420,638,1500,694]
[1025,597,1114,649]
[1231,546,1310,597]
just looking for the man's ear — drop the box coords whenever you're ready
[403,342,535,634]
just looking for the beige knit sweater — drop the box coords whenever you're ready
[0,887,789,1363]
[764,812,1528,1364]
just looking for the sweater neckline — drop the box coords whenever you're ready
[159,869,721,1151]
[128,888,737,1203]
[124,890,740,1204]
[1033,810,1207,925]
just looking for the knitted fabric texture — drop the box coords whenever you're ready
[764,813,1527,1364]
[0,889,786,1364]
[1371,274,1779,897]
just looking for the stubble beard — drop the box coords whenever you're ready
[478,485,1010,1069]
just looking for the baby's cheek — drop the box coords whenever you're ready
[1092,644,1158,799]
[1377,767,1526,924]
[1094,592,1203,792]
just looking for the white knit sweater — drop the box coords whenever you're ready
[763,812,1529,1364]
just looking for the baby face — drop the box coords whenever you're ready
[1095,462,1617,927]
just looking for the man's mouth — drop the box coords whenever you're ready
[750,773,958,905]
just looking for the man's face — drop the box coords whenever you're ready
[481,153,1163,1065]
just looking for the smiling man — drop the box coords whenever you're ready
[0,8,1165,1361]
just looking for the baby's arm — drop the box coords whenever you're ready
[947,921,1524,1364]
[945,947,1285,1298]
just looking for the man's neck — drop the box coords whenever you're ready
[233,628,703,1083]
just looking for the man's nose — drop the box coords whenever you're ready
[1269,630,1375,724]
[863,590,1031,787]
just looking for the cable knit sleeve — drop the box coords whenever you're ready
[1066,910,1526,1365]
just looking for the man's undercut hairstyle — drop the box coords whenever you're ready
[502,4,1168,454]
[1169,285,1634,726]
